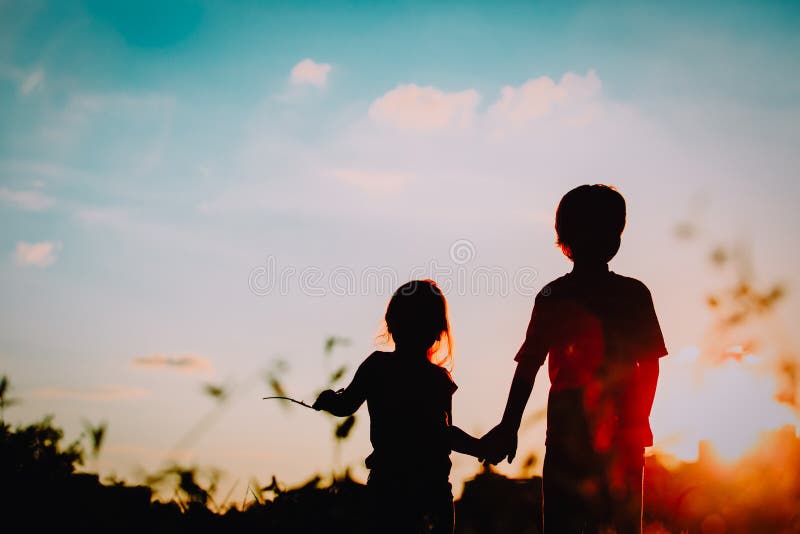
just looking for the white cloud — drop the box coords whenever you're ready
[76,207,128,225]
[31,385,150,401]
[290,58,332,87]
[132,353,214,374]
[0,160,86,181]
[0,64,44,95]
[369,84,480,131]
[20,68,44,95]
[13,241,61,267]
[38,92,174,152]
[333,169,414,195]
[0,187,55,210]
[488,69,602,126]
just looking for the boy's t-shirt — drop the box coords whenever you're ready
[356,351,457,483]
[515,267,667,449]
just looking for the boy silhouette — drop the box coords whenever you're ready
[481,185,667,534]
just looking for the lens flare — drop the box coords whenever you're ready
[651,345,797,462]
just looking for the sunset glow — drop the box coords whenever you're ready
[652,346,797,463]
[1,3,799,529]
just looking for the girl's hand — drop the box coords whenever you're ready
[312,389,339,411]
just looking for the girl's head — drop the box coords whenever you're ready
[384,279,453,368]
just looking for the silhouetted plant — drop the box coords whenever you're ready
[520,453,538,478]
[676,210,796,411]
[244,477,265,508]
[262,474,282,496]
[147,464,220,510]
[203,383,229,403]
[335,415,356,440]
[329,365,347,383]
[264,358,291,409]
[0,415,84,481]
[260,339,358,474]
[0,374,19,425]
[324,336,351,356]
[316,337,358,474]
[677,224,786,332]
[82,419,107,459]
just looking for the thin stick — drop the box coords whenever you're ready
[262,396,314,409]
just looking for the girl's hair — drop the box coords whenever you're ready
[383,279,453,370]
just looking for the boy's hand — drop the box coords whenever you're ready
[312,389,338,411]
[479,423,518,465]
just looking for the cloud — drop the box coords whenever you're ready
[76,207,128,225]
[20,68,44,95]
[31,385,150,401]
[369,84,480,131]
[333,169,414,195]
[0,64,44,95]
[13,241,61,267]
[38,91,174,152]
[132,353,214,374]
[0,160,87,182]
[488,69,602,126]
[290,59,332,87]
[0,187,55,210]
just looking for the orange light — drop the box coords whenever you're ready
[651,345,797,463]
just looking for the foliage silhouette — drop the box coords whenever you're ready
[2,380,800,532]
[0,374,19,424]
[677,212,797,412]
[82,419,107,459]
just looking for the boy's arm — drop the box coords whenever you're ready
[637,359,659,421]
[501,358,541,429]
[312,357,371,416]
[482,291,549,465]
[482,358,541,464]
[633,283,666,435]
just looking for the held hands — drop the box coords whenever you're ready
[479,422,518,465]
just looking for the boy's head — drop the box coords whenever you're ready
[555,184,626,263]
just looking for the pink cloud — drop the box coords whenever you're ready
[369,84,480,131]
[290,59,332,87]
[333,169,414,195]
[13,241,61,267]
[31,385,150,401]
[0,187,54,210]
[132,353,214,374]
[488,70,602,125]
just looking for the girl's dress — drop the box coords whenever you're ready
[349,350,458,533]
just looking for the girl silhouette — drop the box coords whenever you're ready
[313,279,483,533]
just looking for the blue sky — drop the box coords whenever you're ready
[2,0,799,493]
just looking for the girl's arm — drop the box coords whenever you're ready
[450,425,483,458]
[446,399,484,458]
[312,354,372,416]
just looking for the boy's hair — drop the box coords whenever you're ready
[384,279,453,369]
[556,184,626,263]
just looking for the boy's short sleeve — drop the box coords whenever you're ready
[634,285,668,361]
[514,291,550,367]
